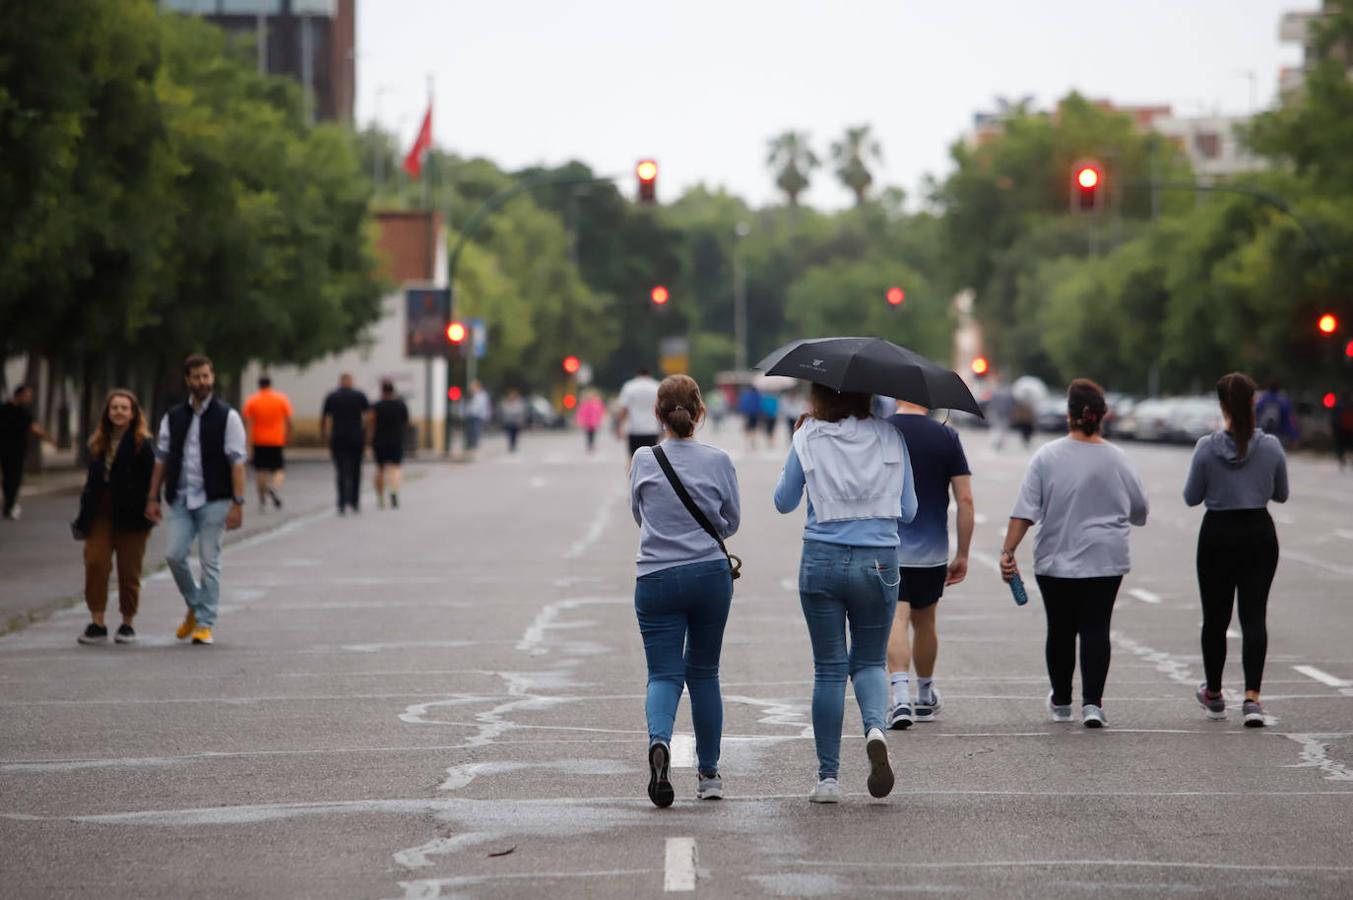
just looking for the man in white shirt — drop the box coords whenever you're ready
[615,368,661,461]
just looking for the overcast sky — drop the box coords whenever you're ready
[356,1,1318,210]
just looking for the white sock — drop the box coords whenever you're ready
[917,676,934,704]
[890,672,910,707]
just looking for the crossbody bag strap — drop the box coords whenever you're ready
[652,446,727,552]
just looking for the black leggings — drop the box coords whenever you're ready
[1036,575,1123,707]
[1198,509,1278,694]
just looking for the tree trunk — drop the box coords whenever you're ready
[23,352,43,474]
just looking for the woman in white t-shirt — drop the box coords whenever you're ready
[999,378,1149,729]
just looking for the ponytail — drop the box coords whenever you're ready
[656,374,703,439]
[1067,378,1107,436]
[1217,372,1256,459]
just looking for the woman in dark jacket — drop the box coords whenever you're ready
[75,390,156,645]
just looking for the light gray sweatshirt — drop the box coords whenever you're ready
[1183,430,1289,510]
[630,439,741,576]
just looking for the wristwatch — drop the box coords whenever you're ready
[232,495,246,506]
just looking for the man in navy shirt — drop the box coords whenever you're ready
[886,401,974,727]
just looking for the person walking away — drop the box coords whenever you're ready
[1000,379,1149,728]
[499,390,527,453]
[779,389,806,437]
[1184,373,1289,727]
[1331,391,1353,472]
[775,383,917,802]
[321,373,370,514]
[242,375,293,511]
[760,391,781,446]
[466,381,491,453]
[616,368,662,462]
[576,390,606,453]
[1011,395,1036,449]
[145,355,247,646]
[885,401,974,728]
[1256,382,1299,448]
[706,388,727,433]
[372,381,410,509]
[629,375,740,807]
[74,390,156,645]
[737,385,761,450]
[0,385,51,520]
[988,383,1015,451]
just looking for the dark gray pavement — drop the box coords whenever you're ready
[2,426,1352,898]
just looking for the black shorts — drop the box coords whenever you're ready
[251,446,285,471]
[374,443,404,466]
[900,565,947,610]
[628,434,659,455]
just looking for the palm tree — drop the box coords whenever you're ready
[830,125,883,206]
[766,130,819,208]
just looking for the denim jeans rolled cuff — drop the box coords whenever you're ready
[164,499,231,628]
[634,558,733,775]
[797,540,899,779]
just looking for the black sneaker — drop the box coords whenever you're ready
[390,493,399,509]
[78,623,108,645]
[269,488,283,509]
[889,702,914,730]
[114,624,137,644]
[648,741,674,808]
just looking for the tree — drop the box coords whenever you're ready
[766,130,819,208]
[830,125,883,206]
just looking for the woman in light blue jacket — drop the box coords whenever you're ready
[775,383,917,803]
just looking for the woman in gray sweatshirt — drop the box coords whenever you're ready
[1184,372,1288,727]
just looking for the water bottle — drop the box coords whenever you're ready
[1010,573,1029,606]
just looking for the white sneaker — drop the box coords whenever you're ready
[809,777,841,803]
[1082,704,1107,728]
[1047,692,1074,723]
[865,727,895,798]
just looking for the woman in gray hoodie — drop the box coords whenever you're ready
[1184,372,1289,727]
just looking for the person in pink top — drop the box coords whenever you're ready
[576,391,606,453]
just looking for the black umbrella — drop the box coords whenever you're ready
[755,336,985,417]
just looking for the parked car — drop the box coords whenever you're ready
[1036,396,1068,432]
[1102,393,1137,438]
[1117,397,1183,442]
[1166,396,1223,444]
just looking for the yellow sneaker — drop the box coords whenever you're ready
[190,626,214,645]
[176,611,196,641]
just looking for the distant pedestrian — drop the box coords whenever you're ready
[1185,373,1289,727]
[145,355,247,646]
[1011,396,1035,449]
[775,383,917,803]
[706,388,727,432]
[1000,379,1149,728]
[737,385,760,449]
[499,390,527,453]
[988,383,1015,450]
[0,384,51,520]
[1331,391,1353,471]
[1256,382,1299,448]
[617,367,662,460]
[576,390,606,453]
[629,374,740,807]
[74,390,156,645]
[885,401,974,728]
[242,375,293,511]
[372,381,409,509]
[760,391,780,445]
[321,373,370,515]
[779,389,806,436]
[466,381,491,453]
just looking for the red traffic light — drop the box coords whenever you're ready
[446,321,467,344]
[562,393,578,410]
[651,285,670,306]
[562,355,581,374]
[636,159,658,204]
[447,385,462,401]
[1324,392,1337,409]
[1345,339,1353,358]
[1076,167,1100,190]
[1072,161,1102,212]
[971,356,990,376]
[1318,313,1339,335]
[886,286,905,306]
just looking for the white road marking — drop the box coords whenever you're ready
[663,838,697,892]
[1282,734,1353,782]
[1272,512,1296,525]
[1293,665,1353,688]
[1129,588,1162,605]
[668,734,695,768]
[563,490,622,559]
[1280,549,1353,577]
[1335,528,1353,541]
[1227,628,1241,640]
[1110,632,1196,686]
[974,512,989,525]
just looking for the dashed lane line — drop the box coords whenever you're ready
[1129,588,1162,605]
[663,838,698,892]
[1294,665,1353,688]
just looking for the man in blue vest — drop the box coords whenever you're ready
[146,355,247,645]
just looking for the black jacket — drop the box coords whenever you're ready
[75,431,156,535]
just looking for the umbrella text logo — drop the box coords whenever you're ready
[799,358,829,373]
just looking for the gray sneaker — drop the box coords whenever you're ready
[1082,704,1107,728]
[1243,699,1266,728]
[696,771,723,800]
[809,777,841,803]
[1196,683,1227,720]
[1046,692,1074,723]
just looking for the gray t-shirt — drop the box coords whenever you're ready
[1011,437,1149,578]
[630,439,740,576]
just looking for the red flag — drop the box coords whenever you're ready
[402,104,432,179]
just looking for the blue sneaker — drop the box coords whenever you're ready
[914,687,942,722]
[889,702,914,730]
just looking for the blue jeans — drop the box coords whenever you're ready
[634,559,733,774]
[165,499,230,628]
[798,540,899,779]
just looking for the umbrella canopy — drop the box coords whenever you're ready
[755,337,984,417]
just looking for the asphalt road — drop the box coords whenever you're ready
[2,425,1352,898]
